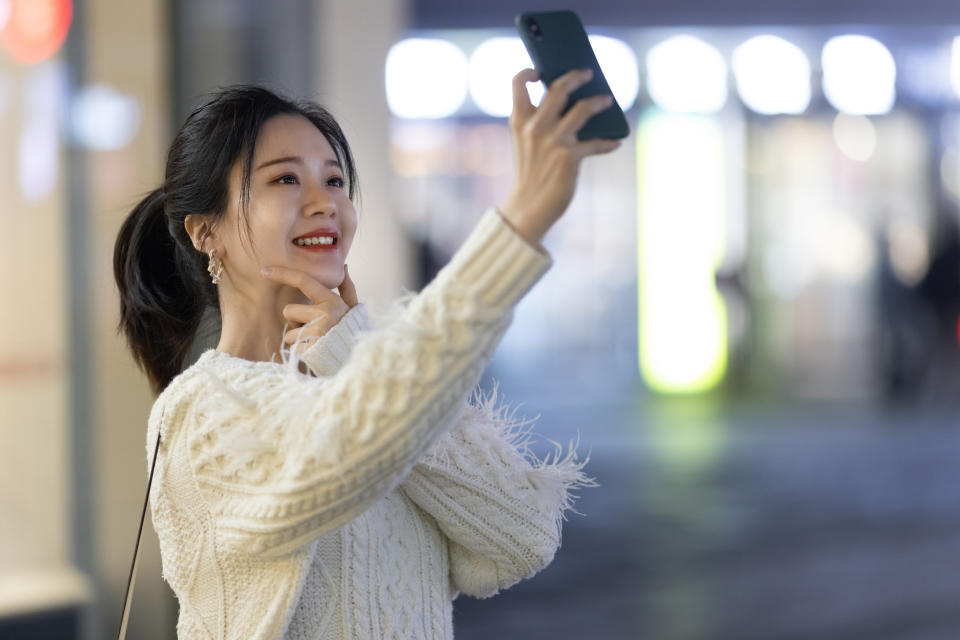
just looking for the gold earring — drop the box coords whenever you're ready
[207,248,224,284]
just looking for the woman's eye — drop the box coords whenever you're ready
[275,174,298,185]
[328,176,344,188]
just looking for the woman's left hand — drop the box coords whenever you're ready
[260,263,359,354]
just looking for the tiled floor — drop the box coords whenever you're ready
[453,361,960,639]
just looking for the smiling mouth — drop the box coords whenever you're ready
[293,235,338,246]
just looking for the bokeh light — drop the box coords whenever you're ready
[468,37,544,118]
[646,35,728,114]
[833,113,878,162]
[637,111,728,392]
[822,35,896,115]
[0,0,72,65]
[70,84,141,150]
[732,35,811,115]
[385,38,468,119]
[951,36,960,101]
[887,218,930,287]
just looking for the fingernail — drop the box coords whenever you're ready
[583,68,594,79]
[260,267,273,276]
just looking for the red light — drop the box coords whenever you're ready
[1,0,72,65]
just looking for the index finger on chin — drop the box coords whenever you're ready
[260,266,330,305]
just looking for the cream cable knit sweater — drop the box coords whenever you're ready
[145,207,597,639]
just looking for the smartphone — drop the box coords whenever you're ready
[515,10,630,140]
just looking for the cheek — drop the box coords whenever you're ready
[251,216,292,259]
[341,205,359,246]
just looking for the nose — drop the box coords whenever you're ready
[305,179,337,218]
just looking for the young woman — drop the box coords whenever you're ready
[113,68,619,639]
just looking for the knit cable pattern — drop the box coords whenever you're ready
[145,207,595,639]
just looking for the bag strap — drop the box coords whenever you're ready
[117,408,164,640]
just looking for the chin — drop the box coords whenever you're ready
[319,268,344,288]
[295,259,343,288]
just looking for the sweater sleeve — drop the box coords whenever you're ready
[297,302,372,377]
[182,208,553,558]
[398,381,598,599]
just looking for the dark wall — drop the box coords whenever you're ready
[412,0,960,28]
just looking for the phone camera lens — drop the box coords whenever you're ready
[527,19,542,38]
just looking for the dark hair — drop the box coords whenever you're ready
[113,84,359,396]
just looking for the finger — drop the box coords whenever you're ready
[284,321,324,344]
[298,335,320,355]
[557,94,614,140]
[510,68,539,127]
[295,335,319,353]
[338,264,359,308]
[285,329,320,347]
[537,68,593,124]
[260,266,331,304]
[282,303,329,325]
[287,334,317,356]
[571,137,623,160]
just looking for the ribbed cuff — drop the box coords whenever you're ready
[299,303,371,377]
[442,207,554,310]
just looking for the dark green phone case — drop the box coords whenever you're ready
[515,10,630,140]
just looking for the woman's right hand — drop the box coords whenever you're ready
[498,67,622,247]
[260,263,359,355]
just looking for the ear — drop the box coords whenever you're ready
[184,213,219,254]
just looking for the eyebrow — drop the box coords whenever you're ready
[255,155,342,171]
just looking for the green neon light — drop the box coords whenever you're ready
[637,109,728,393]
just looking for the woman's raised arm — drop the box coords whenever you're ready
[156,68,617,559]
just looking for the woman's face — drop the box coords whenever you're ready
[220,113,357,294]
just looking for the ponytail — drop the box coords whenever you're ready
[113,188,217,396]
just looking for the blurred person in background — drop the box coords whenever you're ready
[879,208,960,402]
[111,69,617,638]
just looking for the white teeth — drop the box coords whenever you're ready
[295,236,335,246]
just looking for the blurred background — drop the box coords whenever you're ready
[5,0,960,638]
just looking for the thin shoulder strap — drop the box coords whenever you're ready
[117,408,164,640]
